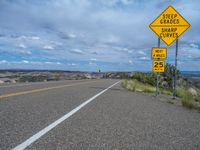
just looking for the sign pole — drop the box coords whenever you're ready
[156,38,161,96]
[173,39,178,99]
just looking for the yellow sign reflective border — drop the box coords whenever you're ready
[152,47,167,59]
[149,5,191,46]
[152,60,165,73]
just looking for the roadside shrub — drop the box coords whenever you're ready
[122,79,156,93]
[122,80,136,91]
[182,95,194,109]
[162,63,181,88]
[194,89,200,102]
[176,86,186,98]
[133,72,156,86]
[176,86,194,108]
[143,86,156,93]
[160,88,172,95]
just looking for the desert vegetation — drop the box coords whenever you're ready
[122,63,200,110]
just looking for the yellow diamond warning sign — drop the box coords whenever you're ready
[149,5,191,46]
[152,60,165,73]
[152,47,167,59]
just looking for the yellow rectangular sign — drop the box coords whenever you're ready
[152,47,167,59]
[149,5,191,46]
[152,60,165,73]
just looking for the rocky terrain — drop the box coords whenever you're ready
[0,70,104,85]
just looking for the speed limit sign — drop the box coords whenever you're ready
[152,60,165,72]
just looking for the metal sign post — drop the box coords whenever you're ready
[156,72,159,96]
[173,39,179,99]
[156,38,161,96]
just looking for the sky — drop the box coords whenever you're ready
[0,0,199,72]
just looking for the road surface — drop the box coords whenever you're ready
[0,79,200,150]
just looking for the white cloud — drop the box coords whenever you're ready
[139,56,149,60]
[45,61,62,65]
[18,49,32,55]
[138,50,146,55]
[0,60,8,64]
[22,60,29,64]
[43,45,54,50]
[71,63,77,66]
[70,49,84,54]
[97,0,134,7]
[68,33,76,39]
[90,58,97,61]
[128,60,133,64]
[67,63,77,66]
[56,62,61,65]
[190,43,199,49]
[103,35,121,44]
[89,62,97,66]
[31,36,40,40]
[45,61,53,64]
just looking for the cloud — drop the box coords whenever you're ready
[22,60,29,64]
[96,0,134,7]
[31,36,40,40]
[138,50,146,56]
[90,58,97,61]
[18,43,26,49]
[68,33,76,39]
[70,49,84,55]
[56,62,61,65]
[0,60,8,64]
[190,43,199,49]
[67,63,77,66]
[44,61,61,65]
[139,56,149,60]
[128,60,133,64]
[89,62,97,66]
[43,45,54,50]
[0,0,199,71]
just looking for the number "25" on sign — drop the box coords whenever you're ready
[152,60,165,72]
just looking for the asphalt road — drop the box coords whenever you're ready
[0,79,200,150]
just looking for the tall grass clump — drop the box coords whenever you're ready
[176,86,194,108]
[122,79,156,93]
[182,94,194,109]
[194,89,200,102]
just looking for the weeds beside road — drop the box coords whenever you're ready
[122,79,200,110]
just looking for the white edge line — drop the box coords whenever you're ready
[13,80,121,150]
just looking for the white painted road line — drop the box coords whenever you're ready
[13,81,120,150]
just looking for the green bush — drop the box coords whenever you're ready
[132,63,180,89]
[133,72,156,86]
[161,63,181,89]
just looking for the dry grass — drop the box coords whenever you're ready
[122,79,156,93]
[176,86,194,109]
[122,80,200,110]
